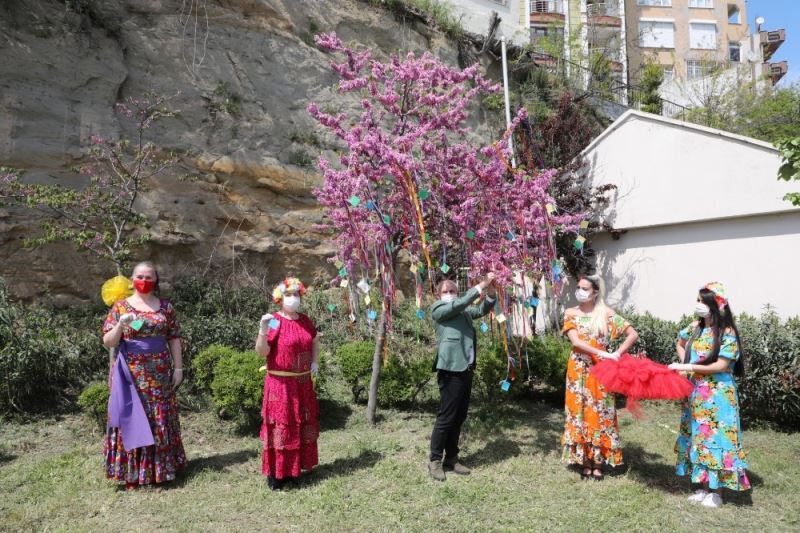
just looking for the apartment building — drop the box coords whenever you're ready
[445,0,531,45]
[626,0,787,107]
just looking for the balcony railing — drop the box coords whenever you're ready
[760,29,785,61]
[530,0,564,14]
[763,61,788,85]
[587,1,620,18]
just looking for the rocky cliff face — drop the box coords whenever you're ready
[0,0,490,304]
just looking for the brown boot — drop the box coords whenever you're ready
[443,460,471,475]
[428,460,446,481]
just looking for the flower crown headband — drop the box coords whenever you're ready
[272,277,306,303]
[702,281,728,311]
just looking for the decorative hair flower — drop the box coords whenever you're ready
[272,277,306,303]
[703,281,728,310]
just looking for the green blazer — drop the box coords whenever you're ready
[431,287,496,372]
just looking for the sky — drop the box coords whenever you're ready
[746,0,800,85]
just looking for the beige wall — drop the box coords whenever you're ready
[626,0,748,83]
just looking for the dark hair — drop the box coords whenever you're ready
[578,275,600,291]
[684,289,745,377]
[132,261,161,296]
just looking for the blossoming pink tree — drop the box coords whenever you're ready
[309,33,582,423]
[0,94,178,275]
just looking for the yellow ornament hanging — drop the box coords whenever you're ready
[101,275,133,306]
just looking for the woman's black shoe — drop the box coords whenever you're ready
[267,476,283,491]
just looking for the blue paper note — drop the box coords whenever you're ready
[268,318,280,329]
[500,380,511,392]
[367,309,377,321]
[480,322,489,333]
[530,297,540,307]
[415,309,425,319]
[366,200,376,210]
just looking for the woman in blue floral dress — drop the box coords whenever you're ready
[668,282,750,508]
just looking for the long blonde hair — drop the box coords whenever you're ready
[580,274,609,338]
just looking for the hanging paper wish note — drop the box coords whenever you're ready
[356,278,370,294]
[480,322,489,333]
[523,300,531,309]
[366,200,376,211]
[410,264,418,274]
[382,214,391,225]
[338,267,347,277]
[545,203,556,215]
[334,260,344,269]
[129,319,144,332]
[349,195,361,207]
[466,230,475,240]
[415,309,425,320]
[440,263,450,274]
[500,380,511,392]
[495,313,507,324]
[530,297,540,307]
[574,235,586,250]
[340,279,349,288]
[268,318,280,329]
[326,303,337,312]
[579,220,590,229]
[367,309,377,321]
[418,189,430,201]
[527,307,534,317]
[364,295,371,305]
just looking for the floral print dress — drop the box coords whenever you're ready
[561,312,630,466]
[103,299,186,485]
[674,325,750,491]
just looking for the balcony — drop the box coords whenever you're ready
[589,46,624,72]
[530,0,565,24]
[760,29,785,61]
[763,61,788,85]
[586,1,622,28]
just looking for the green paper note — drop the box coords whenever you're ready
[440,264,450,274]
[382,214,391,225]
[418,189,430,201]
[349,195,361,207]
[466,230,475,240]
[339,267,347,277]
[129,319,144,331]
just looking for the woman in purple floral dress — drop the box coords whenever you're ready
[102,261,186,489]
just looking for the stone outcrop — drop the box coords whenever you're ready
[0,0,489,303]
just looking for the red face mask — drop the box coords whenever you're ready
[133,279,157,294]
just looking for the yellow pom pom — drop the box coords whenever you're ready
[101,276,133,306]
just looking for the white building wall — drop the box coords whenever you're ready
[582,111,800,320]
[593,212,800,319]
[446,0,530,45]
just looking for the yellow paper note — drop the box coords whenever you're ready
[545,203,555,214]
[365,295,371,305]
[527,307,534,317]
[496,313,507,324]
[579,220,589,229]
[340,279,349,288]
[410,264,418,274]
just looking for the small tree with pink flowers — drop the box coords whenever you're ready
[310,33,583,423]
[0,94,179,275]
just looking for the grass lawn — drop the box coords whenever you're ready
[1,398,798,532]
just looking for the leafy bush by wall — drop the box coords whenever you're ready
[210,349,264,431]
[77,382,110,430]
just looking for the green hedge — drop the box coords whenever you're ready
[210,349,264,431]
[77,382,110,430]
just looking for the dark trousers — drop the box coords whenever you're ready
[430,369,473,462]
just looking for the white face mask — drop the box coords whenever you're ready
[283,295,301,312]
[575,288,592,303]
[441,294,457,303]
[694,302,710,318]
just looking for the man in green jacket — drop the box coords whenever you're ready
[428,273,496,481]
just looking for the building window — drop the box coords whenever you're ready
[530,0,564,14]
[689,0,713,8]
[689,22,717,49]
[727,4,741,24]
[639,20,675,48]
[531,25,565,54]
[637,0,671,6]
[729,42,741,62]
[663,65,674,81]
[686,60,716,79]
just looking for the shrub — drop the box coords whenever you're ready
[622,308,693,364]
[379,340,434,407]
[335,341,374,403]
[192,344,240,393]
[526,335,571,390]
[78,382,110,430]
[210,349,265,431]
[473,337,511,402]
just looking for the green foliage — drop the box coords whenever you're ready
[210,82,242,116]
[335,341,375,402]
[192,344,240,393]
[526,335,571,389]
[0,278,106,415]
[287,148,313,168]
[77,382,110,429]
[622,308,693,364]
[210,349,264,431]
[776,136,800,206]
[289,129,322,147]
[635,63,664,114]
[362,0,464,40]
[482,93,505,111]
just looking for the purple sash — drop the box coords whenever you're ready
[107,337,166,451]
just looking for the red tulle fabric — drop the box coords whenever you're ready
[590,354,694,418]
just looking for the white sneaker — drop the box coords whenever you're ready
[701,492,723,508]
[687,489,708,502]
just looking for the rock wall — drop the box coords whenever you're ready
[0,0,495,304]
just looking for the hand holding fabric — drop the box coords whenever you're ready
[119,312,136,326]
[259,313,274,333]
[172,368,184,389]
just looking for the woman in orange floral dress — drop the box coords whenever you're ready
[561,274,638,480]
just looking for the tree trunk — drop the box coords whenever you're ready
[366,304,389,425]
